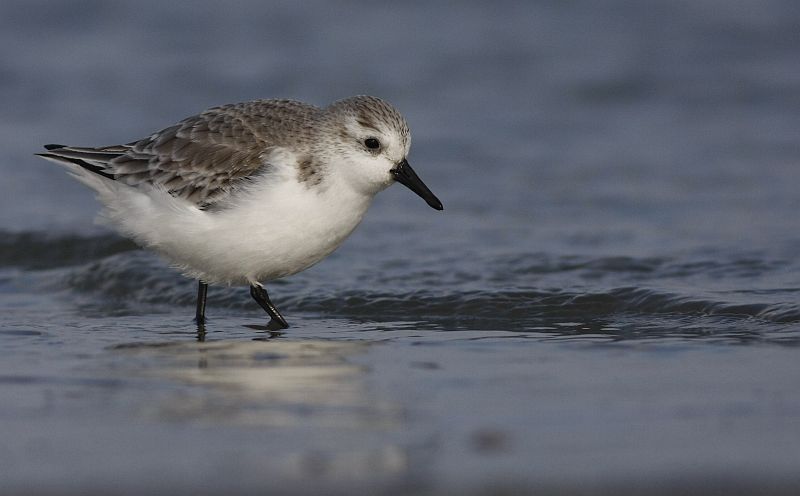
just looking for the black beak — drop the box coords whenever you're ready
[390,159,444,211]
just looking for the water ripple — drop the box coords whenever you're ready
[3,232,798,342]
[0,230,137,269]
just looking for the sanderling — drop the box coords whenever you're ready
[37,96,443,330]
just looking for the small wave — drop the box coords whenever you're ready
[61,251,197,307]
[491,253,790,282]
[0,230,138,269]
[498,254,667,276]
[57,255,800,324]
[287,288,800,324]
[9,240,795,331]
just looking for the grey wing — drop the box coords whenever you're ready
[41,104,273,208]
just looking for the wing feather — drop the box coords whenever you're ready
[39,99,320,208]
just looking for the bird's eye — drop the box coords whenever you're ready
[364,138,381,150]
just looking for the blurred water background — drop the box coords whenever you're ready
[1,1,800,494]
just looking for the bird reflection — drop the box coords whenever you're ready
[111,333,408,479]
[195,322,285,342]
[243,323,286,341]
[117,337,396,428]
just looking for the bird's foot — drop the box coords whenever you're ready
[267,317,289,331]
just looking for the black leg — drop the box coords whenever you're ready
[195,280,208,324]
[250,284,289,330]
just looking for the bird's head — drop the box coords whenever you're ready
[322,96,443,210]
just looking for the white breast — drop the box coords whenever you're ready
[148,170,373,286]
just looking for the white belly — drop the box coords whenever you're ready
[148,178,373,286]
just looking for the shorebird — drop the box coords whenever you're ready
[37,96,443,330]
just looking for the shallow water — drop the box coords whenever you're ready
[2,1,800,494]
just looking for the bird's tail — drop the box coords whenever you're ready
[35,143,129,180]
[36,144,127,205]
[36,143,207,256]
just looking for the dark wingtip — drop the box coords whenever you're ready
[35,146,116,180]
